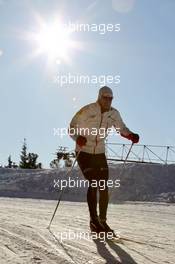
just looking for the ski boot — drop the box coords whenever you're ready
[100,221,116,238]
[90,218,105,234]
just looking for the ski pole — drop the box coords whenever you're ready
[124,142,134,163]
[47,149,81,229]
[109,142,134,199]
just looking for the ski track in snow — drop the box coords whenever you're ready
[0,198,174,264]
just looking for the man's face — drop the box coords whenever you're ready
[98,95,113,112]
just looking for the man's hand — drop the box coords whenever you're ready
[76,135,87,147]
[121,133,139,143]
[128,133,139,143]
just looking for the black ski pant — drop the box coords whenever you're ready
[76,151,109,221]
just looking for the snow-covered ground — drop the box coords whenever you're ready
[0,197,174,264]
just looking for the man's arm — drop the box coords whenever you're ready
[110,109,139,143]
[69,110,81,141]
[68,105,89,142]
[110,109,131,136]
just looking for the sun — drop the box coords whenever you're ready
[24,15,82,64]
[34,21,72,61]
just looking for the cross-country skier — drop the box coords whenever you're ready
[69,86,139,234]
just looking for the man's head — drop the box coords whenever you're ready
[97,86,113,112]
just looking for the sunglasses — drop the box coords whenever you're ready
[102,96,113,101]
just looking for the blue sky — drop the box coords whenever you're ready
[0,0,175,167]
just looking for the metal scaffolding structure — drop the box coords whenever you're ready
[106,143,175,164]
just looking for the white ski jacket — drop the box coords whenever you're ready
[69,102,132,154]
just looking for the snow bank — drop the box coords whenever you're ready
[0,163,175,202]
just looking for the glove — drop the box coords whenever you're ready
[121,133,139,143]
[76,135,87,147]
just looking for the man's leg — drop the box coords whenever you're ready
[95,154,109,222]
[87,182,98,220]
[99,178,109,221]
[76,152,98,220]
[97,154,114,233]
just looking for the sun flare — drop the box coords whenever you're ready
[24,15,82,64]
[35,21,72,61]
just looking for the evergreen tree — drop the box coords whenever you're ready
[8,155,12,168]
[19,138,28,168]
[19,138,42,169]
[28,153,38,169]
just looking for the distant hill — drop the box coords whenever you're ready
[0,163,175,202]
